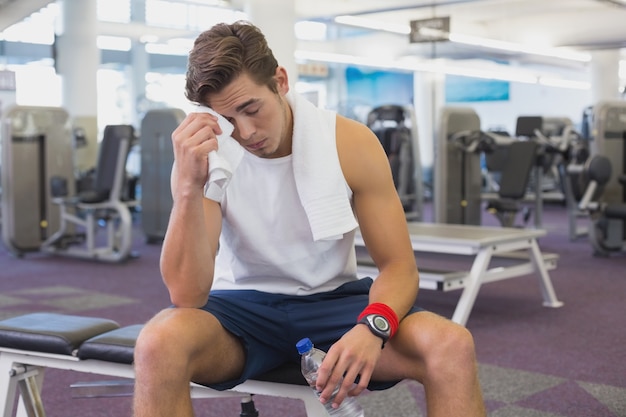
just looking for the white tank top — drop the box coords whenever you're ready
[211,152,358,295]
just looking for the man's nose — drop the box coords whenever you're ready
[236,119,256,141]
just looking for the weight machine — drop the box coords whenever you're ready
[575,100,626,256]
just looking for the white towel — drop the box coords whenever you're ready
[198,94,358,241]
[194,106,245,201]
[288,92,358,241]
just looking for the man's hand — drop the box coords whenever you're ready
[314,324,383,408]
[170,112,222,196]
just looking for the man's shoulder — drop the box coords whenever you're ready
[335,114,371,137]
[335,114,377,149]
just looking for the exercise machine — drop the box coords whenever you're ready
[1,106,75,256]
[484,140,539,228]
[577,155,626,256]
[41,125,138,262]
[139,108,185,243]
[434,107,515,225]
[434,107,482,225]
[515,116,589,237]
[576,100,626,256]
[367,105,423,221]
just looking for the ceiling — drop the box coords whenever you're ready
[293,0,626,69]
[296,0,626,49]
[0,0,54,33]
[2,0,626,71]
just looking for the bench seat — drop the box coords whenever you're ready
[0,312,325,417]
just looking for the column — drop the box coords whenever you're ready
[55,0,99,117]
[414,70,445,222]
[240,0,298,86]
[590,49,621,104]
[54,0,99,170]
[129,0,149,128]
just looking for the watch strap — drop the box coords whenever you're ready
[358,314,390,348]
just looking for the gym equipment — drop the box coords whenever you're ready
[434,107,482,225]
[355,222,562,326]
[139,108,185,243]
[0,312,374,417]
[515,115,589,235]
[548,131,590,241]
[576,100,626,256]
[1,106,75,256]
[367,105,422,221]
[485,140,539,227]
[482,115,586,230]
[434,107,513,225]
[589,101,626,206]
[40,125,137,262]
[577,155,626,255]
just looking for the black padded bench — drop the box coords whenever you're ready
[0,313,324,417]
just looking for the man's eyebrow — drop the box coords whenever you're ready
[235,98,260,113]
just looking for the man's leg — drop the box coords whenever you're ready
[133,307,245,417]
[373,311,486,417]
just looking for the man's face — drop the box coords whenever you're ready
[209,70,292,159]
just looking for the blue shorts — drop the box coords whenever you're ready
[198,277,423,391]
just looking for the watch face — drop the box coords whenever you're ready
[372,315,389,332]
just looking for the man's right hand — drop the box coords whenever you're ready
[170,112,222,196]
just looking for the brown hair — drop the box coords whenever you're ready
[185,20,279,104]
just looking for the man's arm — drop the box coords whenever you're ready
[339,115,419,329]
[160,113,223,308]
[315,115,419,407]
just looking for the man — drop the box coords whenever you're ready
[133,20,486,417]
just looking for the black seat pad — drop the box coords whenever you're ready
[0,313,120,356]
[77,324,143,364]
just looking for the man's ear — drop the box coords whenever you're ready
[274,66,290,95]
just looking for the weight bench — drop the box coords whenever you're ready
[0,312,330,417]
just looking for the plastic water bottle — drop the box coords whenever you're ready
[296,337,365,417]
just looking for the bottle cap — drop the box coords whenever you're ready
[296,337,313,354]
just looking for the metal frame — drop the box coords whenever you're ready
[356,222,563,326]
[0,347,328,417]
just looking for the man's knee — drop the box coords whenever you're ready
[134,308,245,384]
[427,321,478,376]
[134,308,210,368]
[444,323,476,360]
[134,310,183,369]
[402,314,476,371]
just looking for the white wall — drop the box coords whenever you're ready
[463,82,592,134]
